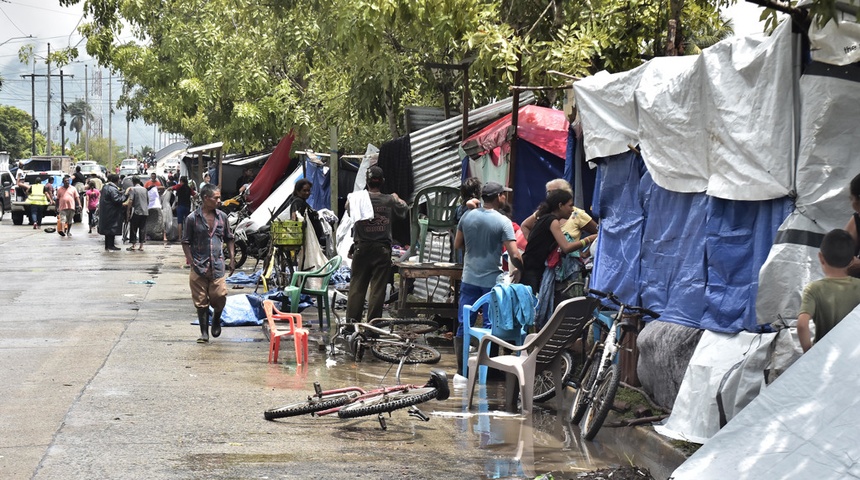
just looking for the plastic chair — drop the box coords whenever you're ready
[466,296,597,413]
[282,255,342,329]
[403,186,460,262]
[263,300,309,365]
[462,285,534,379]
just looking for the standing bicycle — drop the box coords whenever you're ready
[569,288,659,440]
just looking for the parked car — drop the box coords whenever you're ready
[163,158,181,176]
[73,161,107,182]
[118,166,139,178]
[0,170,13,220]
[11,171,65,225]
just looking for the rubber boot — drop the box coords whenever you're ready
[197,308,209,343]
[211,309,222,338]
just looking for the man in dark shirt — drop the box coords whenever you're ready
[182,184,235,343]
[345,166,408,323]
[171,175,196,241]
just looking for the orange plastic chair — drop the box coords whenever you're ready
[263,300,309,365]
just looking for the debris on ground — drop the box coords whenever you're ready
[536,466,656,480]
[573,467,655,479]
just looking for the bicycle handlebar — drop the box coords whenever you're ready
[587,288,660,320]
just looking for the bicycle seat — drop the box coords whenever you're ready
[428,369,450,401]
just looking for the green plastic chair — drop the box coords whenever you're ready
[405,186,460,262]
[283,255,343,329]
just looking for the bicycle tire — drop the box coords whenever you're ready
[534,350,573,403]
[337,387,438,419]
[370,343,441,364]
[570,353,600,424]
[581,362,620,440]
[264,393,355,420]
[369,318,440,335]
[228,240,248,269]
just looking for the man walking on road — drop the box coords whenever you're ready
[182,184,235,343]
[56,176,82,237]
[99,174,127,251]
[453,181,524,375]
[126,176,149,251]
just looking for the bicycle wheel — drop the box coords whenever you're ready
[264,393,356,420]
[227,239,248,269]
[369,318,440,335]
[581,362,620,440]
[570,353,600,424]
[534,350,573,403]
[337,387,438,419]
[370,343,441,364]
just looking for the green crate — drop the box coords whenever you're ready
[271,220,304,246]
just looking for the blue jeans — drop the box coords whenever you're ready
[456,282,492,338]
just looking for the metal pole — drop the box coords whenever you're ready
[30,69,35,155]
[85,65,89,161]
[330,126,339,215]
[461,65,470,142]
[60,69,65,155]
[46,43,51,155]
[108,71,113,169]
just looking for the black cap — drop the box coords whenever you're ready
[367,166,384,180]
[482,181,512,197]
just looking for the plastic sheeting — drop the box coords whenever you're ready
[591,152,792,332]
[247,131,295,212]
[461,105,569,161]
[671,305,860,479]
[654,330,776,444]
[574,20,795,201]
[756,68,860,325]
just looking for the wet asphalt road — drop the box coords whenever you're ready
[0,214,685,479]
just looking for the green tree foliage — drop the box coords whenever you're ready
[0,105,45,159]
[66,99,95,145]
[86,136,126,168]
[59,0,739,153]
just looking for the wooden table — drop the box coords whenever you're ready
[392,261,462,318]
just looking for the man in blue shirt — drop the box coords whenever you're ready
[453,181,523,376]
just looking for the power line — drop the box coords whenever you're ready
[0,4,28,36]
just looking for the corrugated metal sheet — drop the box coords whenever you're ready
[406,93,534,310]
[408,93,535,199]
[404,106,449,133]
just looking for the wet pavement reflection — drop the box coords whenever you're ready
[262,331,683,480]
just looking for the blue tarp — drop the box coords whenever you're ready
[510,140,564,224]
[591,151,793,333]
[305,160,331,212]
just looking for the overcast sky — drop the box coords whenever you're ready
[1,1,771,158]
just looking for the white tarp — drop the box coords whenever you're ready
[654,330,777,444]
[755,70,860,325]
[672,305,860,479]
[574,20,794,201]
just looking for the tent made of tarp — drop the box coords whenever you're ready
[670,305,860,479]
[460,105,573,223]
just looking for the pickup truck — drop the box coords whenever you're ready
[11,171,64,225]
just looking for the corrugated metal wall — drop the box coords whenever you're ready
[405,93,535,312]
[408,93,535,200]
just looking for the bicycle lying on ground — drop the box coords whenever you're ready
[568,288,659,440]
[264,345,450,430]
[330,317,442,364]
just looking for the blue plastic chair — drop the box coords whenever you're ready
[462,287,534,380]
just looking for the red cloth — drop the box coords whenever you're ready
[462,105,570,160]
[247,131,295,213]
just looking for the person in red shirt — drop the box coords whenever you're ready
[144,172,163,191]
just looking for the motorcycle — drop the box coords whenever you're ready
[222,194,271,269]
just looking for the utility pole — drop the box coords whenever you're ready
[126,117,130,157]
[20,69,75,156]
[59,69,75,155]
[47,43,51,155]
[85,65,89,161]
[108,71,113,169]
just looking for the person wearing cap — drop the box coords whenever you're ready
[345,166,408,323]
[453,181,524,375]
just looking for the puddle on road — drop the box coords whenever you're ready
[260,341,684,480]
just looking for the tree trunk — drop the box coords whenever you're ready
[384,89,400,139]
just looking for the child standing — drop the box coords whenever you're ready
[85,180,100,234]
[797,229,860,352]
